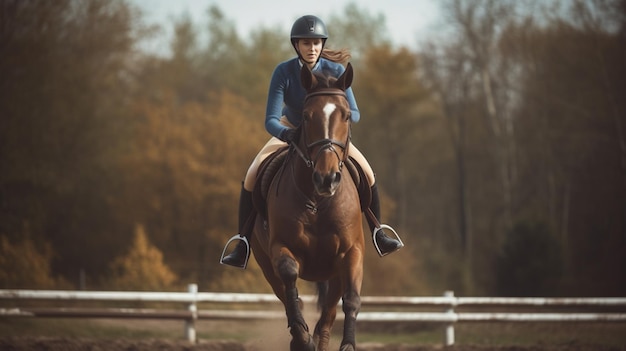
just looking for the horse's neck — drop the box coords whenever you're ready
[291,152,316,196]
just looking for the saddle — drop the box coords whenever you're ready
[251,147,372,221]
[346,155,372,212]
[252,146,289,218]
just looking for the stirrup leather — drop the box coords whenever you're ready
[372,225,404,257]
[219,234,250,269]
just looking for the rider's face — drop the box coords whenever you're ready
[296,39,323,67]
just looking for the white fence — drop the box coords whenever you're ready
[1,284,626,346]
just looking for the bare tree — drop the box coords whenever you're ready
[445,0,521,230]
[420,0,524,293]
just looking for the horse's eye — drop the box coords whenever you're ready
[303,111,312,120]
[345,111,351,121]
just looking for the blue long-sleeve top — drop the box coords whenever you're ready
[265,57,361,140]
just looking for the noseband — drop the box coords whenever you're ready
[292,89,351,170]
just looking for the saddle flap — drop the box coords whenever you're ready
[346,156,372,211]
[252,146,289,218]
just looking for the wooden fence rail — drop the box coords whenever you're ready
[1,284,625,345]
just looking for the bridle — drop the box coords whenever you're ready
[291,89,351,171]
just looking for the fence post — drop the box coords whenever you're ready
[444,290,455,346]
[185,284,198,343]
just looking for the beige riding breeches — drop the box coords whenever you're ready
[243,117,375,191]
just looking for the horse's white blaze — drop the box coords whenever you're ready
[322,103,336,138]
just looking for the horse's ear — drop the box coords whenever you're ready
[300,63,317,91]
[334,62,353,91]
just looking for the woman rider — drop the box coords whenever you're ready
[221,15,403,268]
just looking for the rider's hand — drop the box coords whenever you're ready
[280,128,297,143]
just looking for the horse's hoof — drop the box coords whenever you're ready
[290,333,316,351]
[339,344,355,351]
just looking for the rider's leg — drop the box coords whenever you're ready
[369,183,403,255]
[221,136,287,268]
[220,183,254,268]
[348,144,403,256]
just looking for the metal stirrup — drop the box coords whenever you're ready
[219,234,250,269]
[372,224,404,257]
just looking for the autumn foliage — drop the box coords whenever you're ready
[108,225,177,291]
[1,0,624,296]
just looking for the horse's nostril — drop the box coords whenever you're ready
[324,171,341,188]
[312,171,342,194]
[313,172,323,187]
[334,171,342,184]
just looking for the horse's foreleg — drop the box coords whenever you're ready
[275,252,314,351]
[340,289,361,351]
[314,278,342,351]
[339,249,363,351]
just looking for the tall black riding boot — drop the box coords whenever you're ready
[369,184,403,256]
[220,184,254,268]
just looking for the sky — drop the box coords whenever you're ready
[130,0,441,55]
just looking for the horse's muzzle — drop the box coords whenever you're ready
[312,170,341,196]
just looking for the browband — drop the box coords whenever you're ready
[304,89,347,103]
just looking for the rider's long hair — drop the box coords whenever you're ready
[321,47,351,64]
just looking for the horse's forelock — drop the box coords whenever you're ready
[312,70,336,89]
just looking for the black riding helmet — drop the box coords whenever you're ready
[290,15,328,61]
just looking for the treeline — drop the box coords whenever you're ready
[0,0,624,296]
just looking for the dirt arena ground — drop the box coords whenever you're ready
[3,284,625,351]
[0,337,625,351]
[1,317,624,351]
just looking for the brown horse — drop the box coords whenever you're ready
[250,63,363,351]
